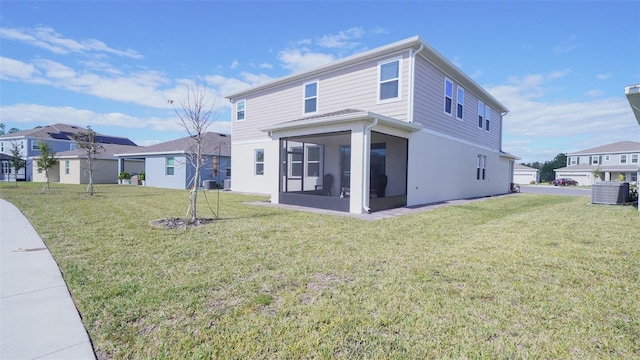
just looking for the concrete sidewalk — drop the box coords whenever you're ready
[1,199,95,360]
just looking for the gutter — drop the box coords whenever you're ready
[362,118,378,213]
[408,44,424,123]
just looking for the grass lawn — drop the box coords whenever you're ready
[1,183,638,359]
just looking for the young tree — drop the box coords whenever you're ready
[36,141,57,193]
[72,127,104,196]
[9,142,26,187]
[169,84,217,224]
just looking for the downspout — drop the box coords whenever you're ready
[408,44,424,123]
[362,118,378,213]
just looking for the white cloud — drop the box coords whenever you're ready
[585,89,603,97]
[278,47,335,72]
[489,72,638,162]
[0,26,142,59]
[596,73,610,80]
[317,27,365,49]
[552,35,579,53]
[230,59,239,69]
[0,57,40,80]
[548,69,570,79]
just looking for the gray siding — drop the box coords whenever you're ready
[233,51,412,142]
[412,56,502,150]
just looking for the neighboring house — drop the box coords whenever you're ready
[0,123,136,181]
[0,153,16,181]
[31,144,141,184]
[225,36,517,214]
[513,164,540,184]
[115,132,231,190]
[554,141,640,185]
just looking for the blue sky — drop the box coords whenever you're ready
[1,0,639,163]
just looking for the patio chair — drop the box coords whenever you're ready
[315,173,333,196]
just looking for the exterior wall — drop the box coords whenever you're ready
[406,131,510,206]
[31,161,60,183]
[232,50,412,142]
[413,56,502,151]
[231,140,280,196]
[144,155,187,189]
[59,159,120,184]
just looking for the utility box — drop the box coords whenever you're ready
[223,179,231,190]
[592,182,629,205]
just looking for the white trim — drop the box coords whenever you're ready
[260,111,422,133]
[232,137,273,146]
[377,57,402,104]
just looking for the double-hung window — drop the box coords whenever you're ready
[631,154,639,163]
[477,155,486,180]
[444,78,453,115]
[478,101,485,129]
[456,86,464,120]
[31,141,40,151]
[255,149,264,175]
[620,154,627,164]
[166,157,175,175]
[379,59,400,101]
[304,81,318,114]
[485,106,491,132]
[236,99,246,121]
[591,155,600,165]
[570,157,578,165]
[65,160,70,175]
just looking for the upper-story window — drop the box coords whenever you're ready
[31,141,40,151]
[236,99,246,121]
[605,155,610,161]
[485,106,491,132]
[631,154,639,163]
[444,78,453,115]
[304,81,318,114]
[591,155,600,165]
[379,58,401,101]
[477,101,485,129]
[456,86,464,120]
[570,156,578,165]
[0,142,3,152]
[620,154,627,164]
[70,143,77,150]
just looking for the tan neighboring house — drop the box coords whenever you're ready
[513,164,540,184]
[32,144,141,184]
[554,141,640,186]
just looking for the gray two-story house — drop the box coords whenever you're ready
[554,141,640,185]
[0,123,136,182]
[225,36,517,214]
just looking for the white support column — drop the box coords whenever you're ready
[349,125,366,214]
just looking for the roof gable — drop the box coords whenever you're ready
[115,132,231,157]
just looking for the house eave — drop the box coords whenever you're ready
[625,84,640,125]
[259,111,423,133]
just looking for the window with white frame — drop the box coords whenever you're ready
[31,141,40,151]
[304,81,318,114]
[307,146,320,177]
[570,157,578,165]
[605,155,610,161]
[591,155,600,165]
[477,101,485,129]
[255,149,264,175]
[166,156,175,175]
[65,160,70,175]
[631,154,639,163]
[236,99,246,121]
[456,86,464,120]
[620,154,627,164]
[379,59,400,101]
[70,143,77,150]
[444,78,453,115]
[485,106,491,131]
[482,155,486,179]
[477,155,485,180]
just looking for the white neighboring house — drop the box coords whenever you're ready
[513,164,540,184]
[554,141,640,186]
[225,36,517,214]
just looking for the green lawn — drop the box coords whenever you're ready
[1,183,638,359]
